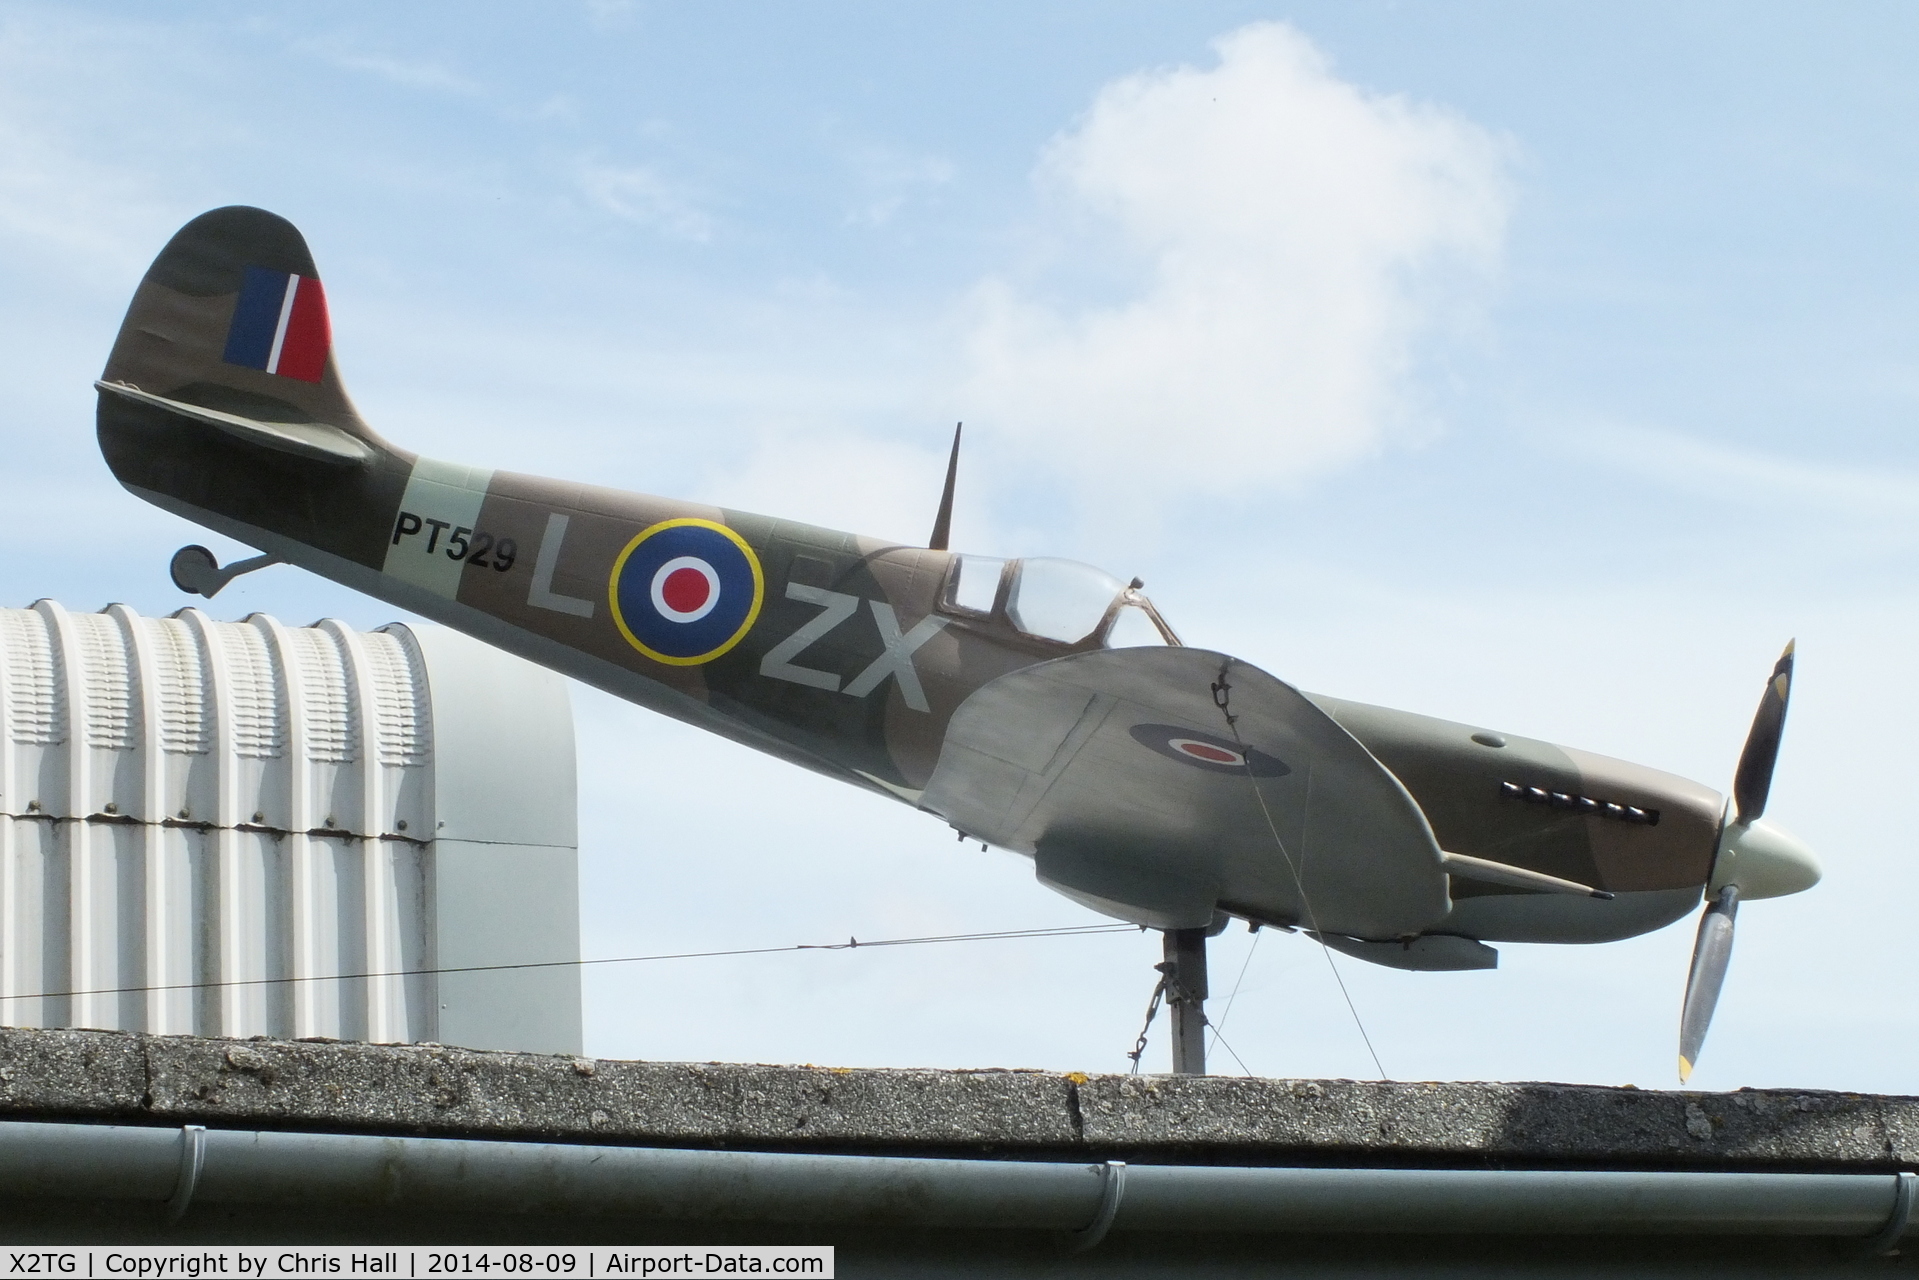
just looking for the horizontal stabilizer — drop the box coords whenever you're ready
[95,379,372,467]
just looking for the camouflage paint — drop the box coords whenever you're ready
[97,208,1735,950]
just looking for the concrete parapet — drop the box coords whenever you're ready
[0,1026,1909,1171]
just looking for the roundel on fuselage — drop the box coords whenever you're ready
[608,518,764,665]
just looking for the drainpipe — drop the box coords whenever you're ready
[0,1121,1909,1252]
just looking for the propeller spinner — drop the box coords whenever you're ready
[1677,641,1821,1082]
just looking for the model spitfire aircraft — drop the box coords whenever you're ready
[94,207,1819,1079]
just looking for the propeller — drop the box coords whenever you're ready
[1678,886,1738,1083]
[1731,641,1794,824]
[1677,641,1820,1083]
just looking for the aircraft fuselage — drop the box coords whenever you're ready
[91,205,1791,956]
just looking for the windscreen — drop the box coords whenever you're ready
[1104,602,1169,648]
[1006,558,1124,644]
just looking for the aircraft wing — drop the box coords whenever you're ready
[921,647,1451,936]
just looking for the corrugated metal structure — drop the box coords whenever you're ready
[0,601,580,1053]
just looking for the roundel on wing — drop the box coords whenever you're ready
[609,518,765,665]
[1128,723,1290,777]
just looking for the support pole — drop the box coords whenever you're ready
[1162,928,1209,1076]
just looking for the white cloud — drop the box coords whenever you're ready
[0,10,192,283]
[579,160,714,241]
[963,22,1509,494]
[582,0,641,29]
[697,433,947,546]
[1566,420,1919,516]
[302,42,480,96]
[842,144,956,229]
[0,113,159,279]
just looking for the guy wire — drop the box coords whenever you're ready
[1212,660,1389,1080]
[1205,1017,1255,1078]
[1206,927,1261,1057]
[0,922,1135,1007]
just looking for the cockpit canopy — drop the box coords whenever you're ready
[943,555,1178,648]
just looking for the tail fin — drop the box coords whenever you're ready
[98,208,412,577]
[98,206,386,463]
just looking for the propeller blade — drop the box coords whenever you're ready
[1731,641,1794,823]
[1678,885,1739,1083]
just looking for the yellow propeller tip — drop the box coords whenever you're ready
[1678,1056,1694,1083]
[1781,639,1796,657]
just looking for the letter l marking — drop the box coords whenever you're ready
[528,513,596,617]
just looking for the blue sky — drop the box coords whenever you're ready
[4,1,1917,1092]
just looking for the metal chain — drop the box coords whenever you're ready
[1125,968,1172,1074]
